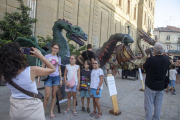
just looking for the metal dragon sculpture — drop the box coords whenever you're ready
[93,26,134,68]
[115,29,156,70]
[15,19,88,73]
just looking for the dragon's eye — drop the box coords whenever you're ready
[75,28,80,32]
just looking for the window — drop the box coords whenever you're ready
[134,6,136,20]
[167,35,170,40]
[144,13,146,25]
[153,7,154,15]
[166,45,170,50]
[177,45,180,50]
[151,2,152,10]
[154,35,157,41]
[178,36,180,41]
[127,0,130,14]
[119,0,122,7]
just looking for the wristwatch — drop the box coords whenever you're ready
[97,87,101,90]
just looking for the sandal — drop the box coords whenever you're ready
[63,109,70,115]
[73,109,77,116]
[49,112,55,118]
[82,107,85,112]
[90,111,97,117]
[95,113,102,119]
[87,108,91,113]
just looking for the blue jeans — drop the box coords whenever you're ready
[44,75,60,86]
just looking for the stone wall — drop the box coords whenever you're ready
[0,0,156,53]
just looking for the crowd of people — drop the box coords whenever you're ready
[0,41,179,120]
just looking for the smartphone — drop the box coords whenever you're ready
[21,48,34,55]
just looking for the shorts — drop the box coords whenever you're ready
[66,85,77,92]
[90,88,102,98]
[44,75,60,87]
[178,74,180,76]
[80,90,90,98]
[168,80,175,87]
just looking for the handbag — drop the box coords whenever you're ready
[67,65,76,88]
[40,75,49,81]
[164,66,170,89]
[8,81,44,102]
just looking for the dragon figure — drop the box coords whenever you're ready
[93,26,134,68]
[115,29,156,71]
[15,19,88,73]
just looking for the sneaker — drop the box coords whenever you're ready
[171,93,176,95]
[82,107,85,112]
[87,108,91,113]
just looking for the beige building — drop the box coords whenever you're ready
[0,0,156,53]
[154,26,180,52]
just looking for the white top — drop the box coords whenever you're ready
[169,69,177,80]
[6,67,38,99]
[90,68,104,89]
[66,64,79,85]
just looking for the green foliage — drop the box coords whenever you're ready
[0,39,12,48]
[37,35,52,47]
[0,0,37,42]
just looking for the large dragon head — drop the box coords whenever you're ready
[55,19,88,46]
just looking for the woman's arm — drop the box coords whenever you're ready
[58,65,62,87]
[30,48,56,82]
[77,67,80,90]
[37,62,45,85]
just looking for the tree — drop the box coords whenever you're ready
[0,0,37,42]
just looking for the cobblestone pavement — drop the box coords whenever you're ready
[0,75,180,120]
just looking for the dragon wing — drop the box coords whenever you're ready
[15,37,45,55]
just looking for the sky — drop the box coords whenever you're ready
[154,0,180,28]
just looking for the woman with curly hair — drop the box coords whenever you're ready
[0,43,56,120]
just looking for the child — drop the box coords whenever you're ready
[80,60,91,113]
[38,43,62,119]
[63,55,80,116]
[90,58,104,119]
[166,64,177,95]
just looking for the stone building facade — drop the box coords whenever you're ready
[0,0,156,53]
[154,26,180,52]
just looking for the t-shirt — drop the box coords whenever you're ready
[80,70,91,91]
[81,50,95,62]
[45,54,61,76]
[169,69,177,80]
[143,55,169,91]
[66,64,79,85]
[90,68,104,89]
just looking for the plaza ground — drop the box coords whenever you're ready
[0,75,180,120]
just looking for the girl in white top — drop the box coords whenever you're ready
[0,43,56,120]
[63,55,80,116]
[90,58,104,119]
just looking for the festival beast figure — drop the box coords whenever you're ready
[15,19,88,73]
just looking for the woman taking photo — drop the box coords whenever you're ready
[0,43,56,120]
[38,43,62,118]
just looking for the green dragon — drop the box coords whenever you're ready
[15,19,88,73]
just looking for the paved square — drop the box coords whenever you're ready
[0,75,180,120]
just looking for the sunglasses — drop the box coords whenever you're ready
[92,63,98,64]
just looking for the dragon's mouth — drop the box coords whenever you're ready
[71,34,87,46]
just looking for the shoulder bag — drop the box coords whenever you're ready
[164,66,170,89]
[8,81,44,102]
[67,65,76,88]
